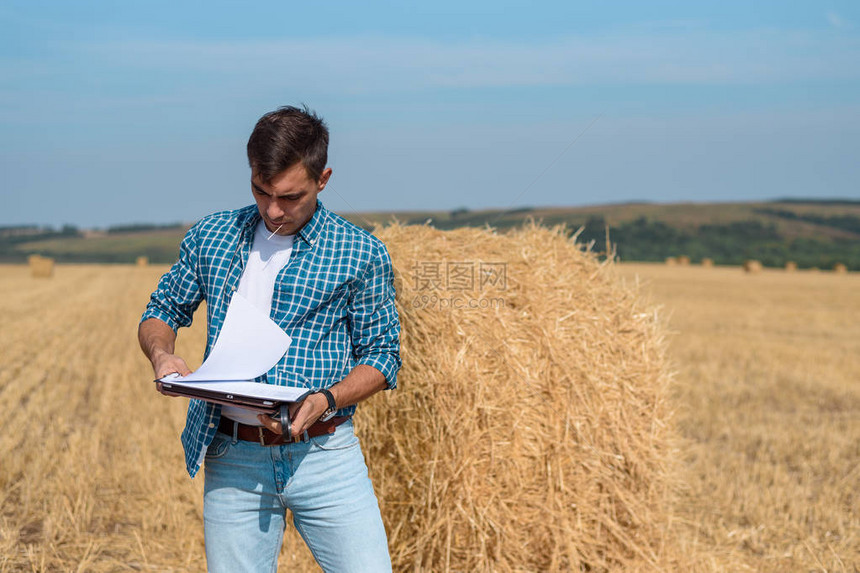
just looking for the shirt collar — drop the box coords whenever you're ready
[296,200,327,247]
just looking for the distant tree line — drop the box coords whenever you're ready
[9,247,182,264]
[0,224,80,241]
[106,222,186,234]
[772,198,860,206]
[3,204,858,269]
[393,209,860,270]
[0,225,82,262]
[753,208,860,235]
[577,216,860,270]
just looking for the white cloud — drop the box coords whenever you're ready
[826,11,852,30]
[64,27,860,96]
[3,25,858,124]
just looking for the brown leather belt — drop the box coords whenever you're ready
[218,415,350,446]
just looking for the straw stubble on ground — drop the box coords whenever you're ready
[0,264,208,571]
[0,225,856,572]
[616,263,859,572]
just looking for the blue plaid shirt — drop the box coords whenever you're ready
[141,201,401,477]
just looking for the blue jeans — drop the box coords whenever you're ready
[203,420,392,573]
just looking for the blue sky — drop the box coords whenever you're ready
[1,1,859,228]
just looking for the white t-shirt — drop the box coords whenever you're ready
[222,221,295,425]
[236,222,295,314]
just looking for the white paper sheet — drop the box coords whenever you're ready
[167,292,292,382]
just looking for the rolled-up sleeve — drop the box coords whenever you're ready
[348,241,401,389]
[140,223,204,332]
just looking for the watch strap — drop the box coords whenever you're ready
[318,388,337,421]
[279,403,292,441]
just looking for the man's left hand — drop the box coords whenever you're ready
[257,392,329,437]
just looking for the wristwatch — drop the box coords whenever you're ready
[317,388,337,422]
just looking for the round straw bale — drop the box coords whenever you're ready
[700,257,714,268]
[785,261,797,272]
[28,255,54,278]
[664,256,677,266]
[833,263,847,274]
[742,260,762,273]
[363,223,676,571]
[676,255,690,266]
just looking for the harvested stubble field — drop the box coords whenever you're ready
[0,226,857,572]
[615,262,859,572]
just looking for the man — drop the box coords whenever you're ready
[138,105,401,572]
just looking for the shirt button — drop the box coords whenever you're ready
[208,423,215,428]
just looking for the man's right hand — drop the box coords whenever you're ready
[152,349,192,378]
[151,350,192,394]
[139,318,190,393]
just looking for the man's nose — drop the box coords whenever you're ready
[267,201,284,220]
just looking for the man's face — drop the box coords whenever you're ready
[251,163,332,236]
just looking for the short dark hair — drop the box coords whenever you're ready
[246,105,329,183]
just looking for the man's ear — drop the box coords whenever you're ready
[318,168,333,191]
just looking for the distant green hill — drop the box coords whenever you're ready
[0,223,188,265]
[3,199,859,270]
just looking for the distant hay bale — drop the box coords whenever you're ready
[833,263,847,274]
[677,255,690,266]
[701,258,714,268]
[364,223,676,571]
[743,260,762,274]
[136,256,149,267]
[28,255,54,278]
[665,257,677,266]
[785,261,797,272]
